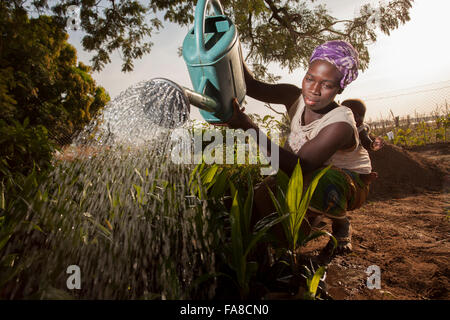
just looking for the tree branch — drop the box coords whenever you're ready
[264,103,286,116]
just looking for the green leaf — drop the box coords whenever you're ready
[253,212,290,234]
[276,171,290,215]
[188,163,205,197]
[202,164,219,188]
[94,220,112,240]
[133,184,141,198]
[210,169,229,198]
[267,184,284,217]
[30,222,44,234]
[308,266,326,299]
[242,173,254,238]
[0,234,12,251]
[293,165,331,244]
[267,185,292,244]
[202,165,218,184]
[286,161,303,215]
[106,182,113,207]
[188,163,201,188]
[262,115,272,123]
[229,190,244,272]
[244,212,289,257]
[276,169,290,194]
[112,193,121,208]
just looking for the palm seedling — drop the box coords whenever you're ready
[267,161,337,275]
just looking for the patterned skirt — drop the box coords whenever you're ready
[308,166,370,219]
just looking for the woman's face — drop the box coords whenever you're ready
[302,60,343,111]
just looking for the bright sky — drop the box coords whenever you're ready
[69,0,450,123]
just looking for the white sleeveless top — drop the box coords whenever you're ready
[286,96,372,174]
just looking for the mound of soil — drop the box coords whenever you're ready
[368,142,449,200]
[299,142,449,300]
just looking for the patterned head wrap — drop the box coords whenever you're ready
[309,40,360,89]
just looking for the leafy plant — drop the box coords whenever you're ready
[267,162,334,262]
[227,178,288,299]
[189,163,288,299]
[0,118,54,180]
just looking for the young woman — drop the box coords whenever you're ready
[223,41,372,254]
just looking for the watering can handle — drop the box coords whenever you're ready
[195,0,225,55]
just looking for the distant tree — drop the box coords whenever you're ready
[5,0,413,77]
[0,6,110,143]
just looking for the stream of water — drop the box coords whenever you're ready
[2,80,218,299]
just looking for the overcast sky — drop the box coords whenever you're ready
[68,0,450,123]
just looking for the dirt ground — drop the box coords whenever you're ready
[301,142,449,300]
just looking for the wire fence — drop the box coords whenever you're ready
[355,81,450,145]
[362,80,450,130]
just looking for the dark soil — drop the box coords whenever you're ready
[299,142,449,300]
[368,142,449,199]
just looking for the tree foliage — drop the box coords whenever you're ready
[5,0,197,72]
[0,6,110,141]
[224,0,413,72]
[0,5,110,178]
[7,0,413,75]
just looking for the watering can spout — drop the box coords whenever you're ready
[182,87,218,113]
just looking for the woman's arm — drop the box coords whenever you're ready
[227,99,355,176]
[243,61,301,116]
[294,122,355,174]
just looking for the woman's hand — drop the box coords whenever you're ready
[214,98,257,130]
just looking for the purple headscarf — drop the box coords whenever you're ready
[309,40,360,89]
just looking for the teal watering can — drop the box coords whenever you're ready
[182,0,246,123]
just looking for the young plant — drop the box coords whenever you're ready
[189,163,288,299]
[267,161,335,265]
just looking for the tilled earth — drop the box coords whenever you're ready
[301,142,449,300]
